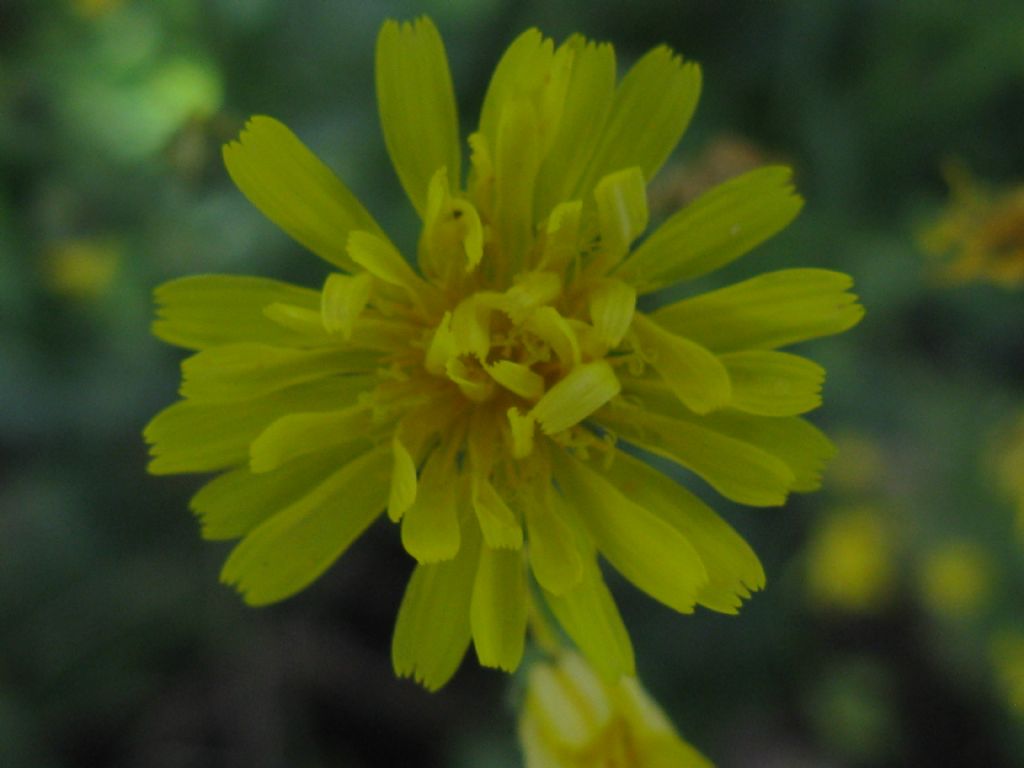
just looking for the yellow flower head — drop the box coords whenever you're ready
[43,237,121,300]
[920,163,1024,287]
[805,507,895,614]
[145,17,863,690]
[917,540,993,619]
[520,652,711,768]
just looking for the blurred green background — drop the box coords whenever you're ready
[2,0,1024,766]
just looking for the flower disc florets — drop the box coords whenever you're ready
[145,17,864,691]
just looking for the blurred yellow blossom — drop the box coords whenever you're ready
[519,652,711,768]
[806,508,895,613]
[71,0,125,19]
[42,238,121,299]
[920,164,1024,287]
[917,540,993,619]
[991,630,1024,716]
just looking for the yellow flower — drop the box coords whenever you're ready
[145,18,863,690]
[991,630,1024,716]
[920,163,1024,287]
[43,237,121,299]
[805,508,895,614]
[71,0,125,18]
[520,652,711,768]
[917,540,993,619]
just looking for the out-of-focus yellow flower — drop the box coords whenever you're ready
[71,0,125,19]
[991,630,1024,715]
[806,508,894,613]
[145,17,862,690]
[520,652,712,768]
[42,238,121,299]
[917,541,993,619]
[920,164,1024,287]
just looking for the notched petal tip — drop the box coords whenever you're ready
[377,14,460,218]
[221,114,382,272]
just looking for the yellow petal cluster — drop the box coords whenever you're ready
[145,16,863,690]
[920,164,1024,287]
[519,652,712,768]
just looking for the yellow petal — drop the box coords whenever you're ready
[543,549,635,680]
[616,166,803,293]
[494,99,541,273]
[534,36,616,219]
[220,446,389,605]
[631,313,731,414]
[180,344,378,402]
[470,545,527,671]
[653,268,865,352]
[145,376,363,475]
[347,231,437,310]
[591,449,764,614]
[446,356,496,403]
[507,407,536,459]
[575,46,701,199]
[501,271,562,324]
[721,350,825,416]
[451,295,493,359]
[321,272,373,339]
[376,17,461,217]
[467,132,496,220]
[152,275,322,350]
[531,360,620,434]
[532,495,634,680]
[538,199,583,273]
[472,476,523,549]
[392,522,479,691]
[191,442,369,541]
[594,167,648,264]
[597,400,795,507]
[525,484,583,594]
[478,29,554,156]
[695,409,836,494]
[420,169,485,277]
[524,667,590,753]
[519,710,563,768]
[588,278,636,348]
[261,301,331,340]
[554,452,709,614]
[425,311,456,375]
[639,734,714,768]
[388,433,418,522]
[525,657,612,751]
[523,306,581,368]
[401,452,461,562]
[249,404,372,473]
[223,116,383,271]
[486,360,545,400]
